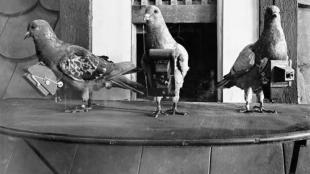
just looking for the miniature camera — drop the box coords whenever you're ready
[146,49,175,97]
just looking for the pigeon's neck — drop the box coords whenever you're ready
[261,19,285,44]
[255,19,288,60]
[145,24,176,49]
[34,35,64,66]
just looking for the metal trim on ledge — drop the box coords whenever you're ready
[1,125,310,146]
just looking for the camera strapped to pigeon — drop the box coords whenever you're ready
[145,49,175,97]
[24,63,63,96]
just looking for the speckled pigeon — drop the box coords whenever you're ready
[25,19,144,112]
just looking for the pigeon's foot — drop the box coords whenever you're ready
[65,105,92,113]
[89,102,104,108]
[152,110,167,118]
[253,106,277,114]
[87,99,105,108]
[164,109,189,116]
[239,109,254,113]
[239,104,253,113]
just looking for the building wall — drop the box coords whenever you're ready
[220,0,259,103]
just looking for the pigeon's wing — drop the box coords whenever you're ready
[216,45,256,88]
[175,44,190,78]
[97,55,114,63]
[230,44,256,77]
[58,45,109,81]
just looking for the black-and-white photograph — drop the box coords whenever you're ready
[0,0,310,174]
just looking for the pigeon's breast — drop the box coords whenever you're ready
[145,30,176,49]
[269,40,288,60]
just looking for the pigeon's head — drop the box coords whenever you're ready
[24,19,56,40]
[143,5,165,27]
[264,5,281,22]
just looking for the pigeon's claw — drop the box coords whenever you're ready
[152,110,167,118]
[65,105,92,113]
[239,102,253,113]
[253,106,277,114]
[239,109,254,113]
[165,109,189,116]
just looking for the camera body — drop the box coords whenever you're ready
[270,60,294,87]
[145,49,175,97]
[24,63,63,96]
[269,59,295,102]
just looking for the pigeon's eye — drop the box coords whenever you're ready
[154,9,158,14]
[31,25,36,30]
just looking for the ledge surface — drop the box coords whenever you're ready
[1,99,310,145]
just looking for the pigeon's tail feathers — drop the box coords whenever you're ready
[216,78,230,88]
[114,62,136,73]
[104,62,137,80]
[124,67,143,75]
[216,74,234,88]
[111,76,145,95]
[97,55,113,63]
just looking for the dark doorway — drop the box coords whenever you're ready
[136,23,217,102]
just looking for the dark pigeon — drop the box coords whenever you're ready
[217,5,289,113]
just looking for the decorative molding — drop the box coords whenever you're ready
[0,0,59,61]
[132,4,216,23]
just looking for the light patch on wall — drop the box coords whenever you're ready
[92,0,132,100]
[221,0,259,103]
[297,3,310,103]
[92,0,131,62]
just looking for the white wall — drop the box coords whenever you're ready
[297,0,310,103]
[92,0,132,100]
[220,0,259,103]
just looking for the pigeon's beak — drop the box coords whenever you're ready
[24,31,31,40]
[143,14,150,21]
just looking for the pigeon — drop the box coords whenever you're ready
[25,19,144,112]
[217,5,288,113]
[142,5,190,118]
